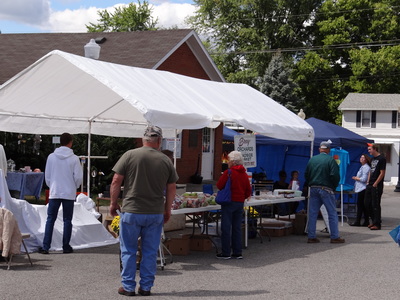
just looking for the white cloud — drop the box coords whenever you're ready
[44,7,99,32]
[0,1,196,33]
[153,3,195,29]
[0,0,51,25]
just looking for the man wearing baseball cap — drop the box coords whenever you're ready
[110,125,179,296]
[305,141,345,244]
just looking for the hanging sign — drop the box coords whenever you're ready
[162,138,181,158]
[234,134,257,168]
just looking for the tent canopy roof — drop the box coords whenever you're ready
[0,50,313,141]
[224,117,372,148]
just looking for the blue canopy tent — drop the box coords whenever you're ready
[224,118,374,190]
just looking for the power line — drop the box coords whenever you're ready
[208,39,400,56]
[202,4,400,24]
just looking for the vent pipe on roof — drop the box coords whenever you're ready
[84,39,101,59]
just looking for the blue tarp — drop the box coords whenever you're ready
[224,118,374,189]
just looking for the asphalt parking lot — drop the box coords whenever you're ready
[1,186,400,299]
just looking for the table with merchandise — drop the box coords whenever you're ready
[171,191,304,249]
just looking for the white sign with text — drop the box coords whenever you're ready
[234,134,257,168]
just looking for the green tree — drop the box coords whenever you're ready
[257,53,303,112]
[188,0,323,86]
[86,1,158,32]
[293,0,400,122]
[349,46,400,93]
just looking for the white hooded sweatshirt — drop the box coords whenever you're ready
[45,146,83,200]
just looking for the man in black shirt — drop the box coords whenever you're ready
[365,144,386,230]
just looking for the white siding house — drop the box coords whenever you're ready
[339,93,400,184]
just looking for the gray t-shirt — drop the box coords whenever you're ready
[112,146,179,214]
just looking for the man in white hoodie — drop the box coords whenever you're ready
[39,133,83,254]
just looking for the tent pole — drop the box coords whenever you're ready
[173,130,177,168]
[305,140,314,234]
[87,122,92,197]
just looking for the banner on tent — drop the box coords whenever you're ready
[234,135,257,168]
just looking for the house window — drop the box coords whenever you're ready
[202,128,211,153]
[361,111,371,127]
[375,144,391,164]
[397,112,400,128]
[189,130,198,148]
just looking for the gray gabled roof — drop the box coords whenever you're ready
[339,93,400,111]
[0,30,224,85]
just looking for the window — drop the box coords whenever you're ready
[361,111,371,127]
[375,144,391,164]
[202,128,211,153]
[397,112,400,128]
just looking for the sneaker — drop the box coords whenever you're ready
[118,287,135,296]
[369,225,381,230]
[231,254,243,259]
[216,253,231,259]
[330,238,345,243]
[138,287,151,296]
[307,238,320,243]
[38,248,49,254]
[63,248,74,254]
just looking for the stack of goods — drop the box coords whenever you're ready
[171,192,217,210]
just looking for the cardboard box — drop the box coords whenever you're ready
[163,235,190,256]
[261,221,287,228]
[164,214,186,232]
[189,235,213,251]
[259,219,293,237]
[259,227,284,237]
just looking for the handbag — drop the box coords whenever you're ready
[216,169,232,204]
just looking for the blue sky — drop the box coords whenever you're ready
[0,0,195,33]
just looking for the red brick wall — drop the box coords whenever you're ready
[157,43,210,80]
[156,43,223,183]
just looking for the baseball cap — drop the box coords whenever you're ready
[320,141,331,149]
[144,125,163,137]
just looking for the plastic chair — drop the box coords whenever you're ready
[202,184,214,195]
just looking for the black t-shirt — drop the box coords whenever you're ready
[273,181,289,190]
[368,154,386,187]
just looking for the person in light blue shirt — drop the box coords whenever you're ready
[350,154,371,226]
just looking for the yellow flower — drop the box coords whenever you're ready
[244,206,259,218]
[111,216,120,234]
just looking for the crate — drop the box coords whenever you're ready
[163,234,190,256]
[189,235,213,251]
[343,203,357,218]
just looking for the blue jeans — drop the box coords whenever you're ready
[220,201,244,255]
[43,199,75,251]
[308,187,340,239]
[120,213,163,292]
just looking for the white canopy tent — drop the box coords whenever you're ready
[0,50,313,140]
[0,50,314,195]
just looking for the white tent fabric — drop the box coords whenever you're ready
[0,170,118,252]
[0,50,314,141]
